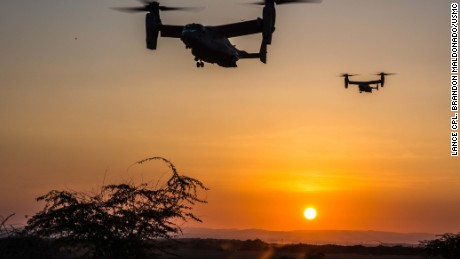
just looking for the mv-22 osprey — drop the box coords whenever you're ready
[114,0,322,68]
[340,73,395,93]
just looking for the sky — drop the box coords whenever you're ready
[0,0,458,234]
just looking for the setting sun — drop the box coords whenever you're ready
[304,208,317,220]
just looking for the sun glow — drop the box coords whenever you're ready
[304,208,317,220]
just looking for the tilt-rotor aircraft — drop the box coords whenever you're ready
[340,73,395,93]
[114,0,322,68]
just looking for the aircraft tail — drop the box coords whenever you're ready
[239,47,267,64]
[240,52,260,59]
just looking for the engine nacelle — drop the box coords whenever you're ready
[146,12,160,50]
[262,2,276,44]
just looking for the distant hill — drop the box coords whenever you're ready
[182,228,437,245]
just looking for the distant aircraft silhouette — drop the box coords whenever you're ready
[340,72,395,93]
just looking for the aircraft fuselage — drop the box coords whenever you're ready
[358,84,374,93]
[180,23,241,67]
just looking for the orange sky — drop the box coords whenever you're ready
[0,0,458,234]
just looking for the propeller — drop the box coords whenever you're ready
[375,72,395,87]
[375,72,396,76]
[113,1,202,13]
[340,73,356,89]
[339,73,358,77]
[251,0,322,5]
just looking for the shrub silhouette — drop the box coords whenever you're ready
[24,157,208,258]
[0,214,16,238]
[2,214,68,258]
[420,233,460,259]
[239,239,267,251]
[304,250,325,259]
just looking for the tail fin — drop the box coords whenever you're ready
[238,43,267,64]
[259,42,267,64]
[240,52,260,59]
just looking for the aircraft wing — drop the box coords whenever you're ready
[160,25,184,38]
[160,19,263,38]
[364,80,382,85]
[214,19,263,38]
[347,80,361,85]
[348,80,381,85]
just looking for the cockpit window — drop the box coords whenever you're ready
[182,24,204,33]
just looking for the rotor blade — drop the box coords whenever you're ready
[159,6,203,12]
[275,0,322,5]
[375,72,396,76]
[113,5,203,13]
[339,73,358,77]
[112,6,148,13]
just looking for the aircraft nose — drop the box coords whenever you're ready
[181,32,198,46]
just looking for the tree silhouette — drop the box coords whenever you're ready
[24,157,208,258]
[420,233,460,259]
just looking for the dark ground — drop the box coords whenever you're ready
[0,237,425,259]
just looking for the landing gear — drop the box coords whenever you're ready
[194,57,204,68]
[195,61,204,68]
